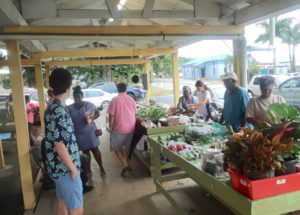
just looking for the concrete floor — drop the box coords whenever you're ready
[0,144,24,215]
[34,111,235,215]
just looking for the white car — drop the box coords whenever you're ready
[66,89,117,110]
[248,74,290,96]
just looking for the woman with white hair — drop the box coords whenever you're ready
[177,86,197,112]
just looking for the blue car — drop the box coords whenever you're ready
[88,82,145,100]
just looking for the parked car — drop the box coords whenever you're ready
[66,88,117,110]
[193,84,226,110]
[248,74,290,96]
[88,82,145,100]
[273,77,300,110]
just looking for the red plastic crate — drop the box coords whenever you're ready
[228,169,300,200]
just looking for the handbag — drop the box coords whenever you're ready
[95,128,102,136]
[206,102,221,122]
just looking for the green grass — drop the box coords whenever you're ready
[151,86,173,96]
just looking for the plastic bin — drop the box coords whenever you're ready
[228,169,300,200]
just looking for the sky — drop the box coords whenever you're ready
[178,9,300,64]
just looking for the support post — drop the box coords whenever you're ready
[172,51,180,106]
[145,59,151,105]
[270,17,277,74]
[35,64,46,137]
[233,36,248,89]
[0,138,5,169]
[6,40,36,209]
[45,65,50,89]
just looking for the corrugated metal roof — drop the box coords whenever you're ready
[182,54,230,67]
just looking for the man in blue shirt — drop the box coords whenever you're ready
[220,72,250,132]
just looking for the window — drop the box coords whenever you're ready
[88,91,104,97]
[281,78,298,89]
[94,84,104,90]
[253,77,261,85]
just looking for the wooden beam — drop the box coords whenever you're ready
[6,40,36,209]
[143,0,154,17]
[54,8,220,19]
[45,66,50,89]
[0,58,41,67]
[172,51,180,106]
[0,138,5,169]
[44,58,147,66]
[105,0,119,18]
[194,0,220,19]
[34,48,176,59]
[145,59,151,105]
[34,65,46,137]
[0,0,46,51]
[235,0,300,25]
[3,25,245,35]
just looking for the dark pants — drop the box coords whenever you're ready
[28,122,34,146]
[80,156,88,185]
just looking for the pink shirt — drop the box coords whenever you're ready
[107,92,137,134]
[26,103,34,123]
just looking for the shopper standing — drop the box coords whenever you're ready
[246,75,286,127]
[44,68,83,215]
[25,95,34,146]
[68,86,106,176]
[220,72,250,132]
[107,83,137,176]
[188,80,212,119]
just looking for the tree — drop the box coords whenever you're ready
[151,55,172,77]
[178,57,193,66]
[111,64,144,84]
[255,18,300,73]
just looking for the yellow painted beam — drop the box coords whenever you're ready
[6,40,36,209]
[45,66,50,89]
[233,40,242,86]
[34,48,176,59]
[172,51,180,106]
[0,58,40,67]
[145,60,151,105]
[4,25,245,35]
[44,58,147,66]
[0,138,5,169]
[35,65,46,137]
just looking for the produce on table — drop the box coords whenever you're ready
[136,107,167,120]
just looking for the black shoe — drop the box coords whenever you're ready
[83,185,93,194]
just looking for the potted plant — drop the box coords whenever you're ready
[225,127,284,180]
[264,103,300,175]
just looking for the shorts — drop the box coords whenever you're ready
[54,171,83,210]
[110,130,134,152]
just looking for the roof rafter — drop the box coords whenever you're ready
[0,0,46,52]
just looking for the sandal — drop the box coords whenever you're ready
[121,167,129,177]
[100,170,106,176]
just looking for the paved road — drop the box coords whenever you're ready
[151,78,220,93]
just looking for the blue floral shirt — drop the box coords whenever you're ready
[44,98,81,179]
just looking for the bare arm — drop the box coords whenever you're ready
[54,141,77,179]
[92,109,100,120]
[187,98,208,111]
[109,114,115,131]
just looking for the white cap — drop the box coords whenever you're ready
[222,72,238,81]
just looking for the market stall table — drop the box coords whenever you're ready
[148,134,300,215]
